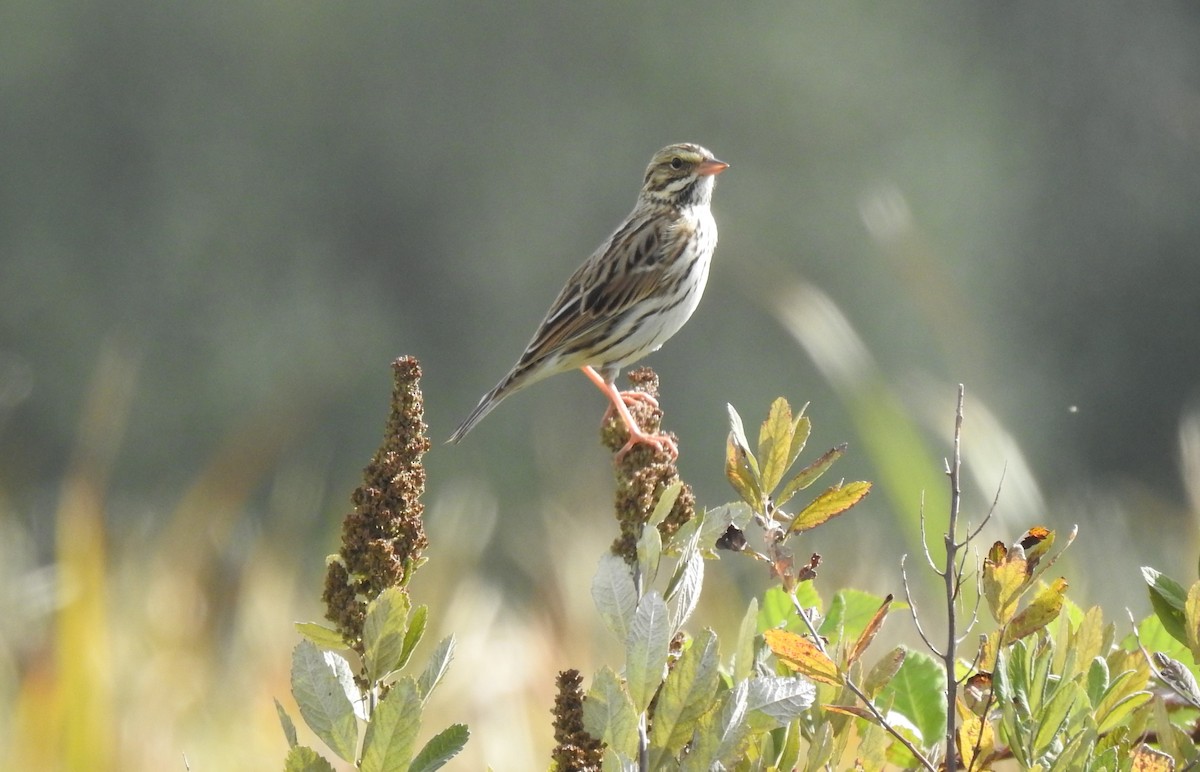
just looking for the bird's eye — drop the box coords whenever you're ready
[670,157,683,170]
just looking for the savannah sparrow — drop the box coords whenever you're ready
[448,142,728,458]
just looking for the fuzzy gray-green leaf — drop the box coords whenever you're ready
[283,746,336,772]
[649,629,721,765]
[416,636,456,702]
[733,599,758,683]
[363,587,412,683]
[360,677,422,772]
[409,723,470,772]
[667,550,704,634]
[648,479,683,529]
[399,604,429,674]
[290,640,360,763]
[747,674,817,724]
[593,552,638,642]
[583,666,638,758]
[626,590,671,712]
[637,524,662,588]
[276,698,299,748]
[295,622,349,651]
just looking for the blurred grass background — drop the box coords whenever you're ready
[5,2,1200,768]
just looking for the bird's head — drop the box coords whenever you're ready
[641,143,728,207]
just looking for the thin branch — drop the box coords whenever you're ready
[918,492,942,575]
[902,555,943,657]
[965,464,1005,543]
[942,384,966,770]
[789,592,937,772]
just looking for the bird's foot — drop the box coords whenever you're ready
[600,389,661,423]
[615,428,679,464]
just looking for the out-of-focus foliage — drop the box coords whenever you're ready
[5,2,1200,768]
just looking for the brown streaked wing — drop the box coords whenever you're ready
[514,212,677,367]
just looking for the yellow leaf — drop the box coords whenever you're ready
[975,632,999,673]
[1186,581,1200,662]
[725,432,762,511]
[758,397,795,495]
[788,481,871,534]
[1130,743,1174,772]
[775,443,845,510]
[1016,526,1054,566]
[822,704,874,721]
[982,550,1028,625]
[763,628,841,685]
[955,700,995,772]
[1002,578,1068,644]
[848,595,893,666]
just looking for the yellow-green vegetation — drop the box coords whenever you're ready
[8,363,1200,770]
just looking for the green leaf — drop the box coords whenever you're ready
[364,587,412,683]
[732,599,758,682]
[592,552,638,642]
[1095,689,1152,736]
[360,677,422,772]
[819,588,890,646]
[1186,581,1200,660]
[649,630,721,765]
[710,680,751,769]
[1143,566,1190,645]
[1093,668,1153,734]
[679,706,719,772]
[1031,678,1081,756]
[878,650,946,745]
[805,720,836,770]
[416,636,455,701]
[295,622,349,651]
[726,404,762,510]
[648,479,683,529]
[697,502,748,553]
[290,641,360,764]
[276,698,299,748]
[786,411,812,477]
[409,723,470,772]
[399,604,429,675]
[863,646,907,697]
[1085,657,1109,706]
[726,403,758,475]
[583,666,638,758]
[283,746,336,772]
[774,443,844,510]
[626,591,671,712]
[788,481,871,534]
[758,584,822,634]
[636,523,662,588]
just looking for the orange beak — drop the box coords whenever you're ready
[697,158,729,177]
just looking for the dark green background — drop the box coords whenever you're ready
[6,2,1200,601]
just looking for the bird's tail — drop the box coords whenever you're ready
[447,370,524,444]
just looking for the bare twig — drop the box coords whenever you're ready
[918,493,942,574]
[902,555,942,657]
[941,384,966,765]
[789,592,938,772]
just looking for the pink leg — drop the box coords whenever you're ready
[581,366,678,461]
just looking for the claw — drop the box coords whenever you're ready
[582,366,678,462]
[614,428,679,463]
